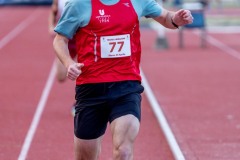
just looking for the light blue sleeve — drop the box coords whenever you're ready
[131,0,162,19]
[55,0,162,39]
[54,0,91,39]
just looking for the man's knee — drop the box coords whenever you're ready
[74,136,101,160]
[114,145,133,160]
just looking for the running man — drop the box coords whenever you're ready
[53,0,193,159]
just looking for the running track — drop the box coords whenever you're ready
[0,6,240,160]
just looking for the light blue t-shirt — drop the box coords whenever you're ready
[55,0,162,39]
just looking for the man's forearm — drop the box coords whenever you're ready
[153,9,177,29]
[53,34,73,68]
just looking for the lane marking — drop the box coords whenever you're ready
[0,7,54,160]
[193,30,240,60]
[18,62,56,160]
[206,35,240,60]
[141,69,185,160]
[154,26,240,34]
[145,26,240,160]
[0,8,40,50]
[207,26,240,34]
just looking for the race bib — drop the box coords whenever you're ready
[100,34,131,58]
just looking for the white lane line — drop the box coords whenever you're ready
[144,26,240,160]
[207,35,240,60]
[0,8,40,50]
[141,69,185,160]
[18,62,56,160]
[207,26,240,34]
[193,30,240,60]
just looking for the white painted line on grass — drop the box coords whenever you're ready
[141,68,185,160]
[0,8,40,50]
[18,62,56,160]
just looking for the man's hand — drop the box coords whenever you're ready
[67,62,84,80]
[172,9,194,27]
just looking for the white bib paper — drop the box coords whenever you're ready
[100,34,131,58]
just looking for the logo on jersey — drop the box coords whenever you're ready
[99,9,105,16]
[96,9,111,23]
[123,3,130,7]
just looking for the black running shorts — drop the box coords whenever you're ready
[74,80,144,140]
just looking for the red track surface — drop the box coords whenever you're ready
[141,29,240,160]
[1,6,240,160]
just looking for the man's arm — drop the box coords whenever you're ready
[153,8,193,29]
[53,34,84,80]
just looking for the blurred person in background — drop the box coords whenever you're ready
[53,0,193,159]
[199,0,209,8]
[48,0,77,116]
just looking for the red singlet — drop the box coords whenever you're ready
[75,0,141,85]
